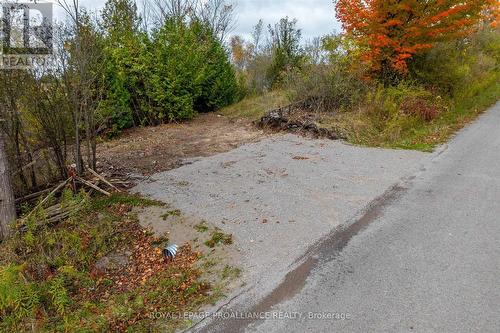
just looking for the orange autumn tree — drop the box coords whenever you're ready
[335,0,497,80]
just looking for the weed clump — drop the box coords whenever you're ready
[161,209,182,220]
[205,229,233,248]
[195,221,209,233]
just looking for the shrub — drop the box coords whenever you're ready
[99,13,238,132]
[410,27,499,96]
[285,34,369,111]
[99,34,149,133]
[146,19,237,123]
[365,83,439,119]
[0,193,148,331]
[400,97,441,121]
[99,0,144,133]
[267,17,304,87]
[246,54,274,94]
[285,64,368,111]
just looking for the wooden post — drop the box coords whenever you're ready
[0,126,16,240]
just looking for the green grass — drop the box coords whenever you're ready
[387,75,499,151]
[221,265,241,280]
[221,72,498,152]
[220,90,289,120]
[160,209,182,220]
[202,258,217,269]
[204,229,233,248]
[194,221,209,233]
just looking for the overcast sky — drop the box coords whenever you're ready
[232,0,341,40]
[59,0,341,40]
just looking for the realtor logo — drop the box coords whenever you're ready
[0,1,53,69]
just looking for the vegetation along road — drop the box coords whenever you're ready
[0,0,498,331]
[197,102,500,332]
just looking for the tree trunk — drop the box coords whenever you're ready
[0,130,16,240]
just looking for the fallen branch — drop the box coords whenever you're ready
[15,188,51,204]
[87,179,101,196]
[47,211,73,224]
[88,168,122,192]
[76,177,111,196]
[23,178,71,219]
[46,202,86,224]
[44,202,80,215]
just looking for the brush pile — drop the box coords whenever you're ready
[256,99,341,140]
[17,166,123,226]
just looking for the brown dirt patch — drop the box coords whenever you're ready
[97,113,265,178]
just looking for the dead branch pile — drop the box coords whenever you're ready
[256,99,341,140]
[18,167,123,226]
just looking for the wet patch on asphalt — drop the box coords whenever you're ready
[197,180,411,333]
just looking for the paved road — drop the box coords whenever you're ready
[201,103,500,333]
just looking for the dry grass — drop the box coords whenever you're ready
[220,90,289,120]
[318,73,500,152]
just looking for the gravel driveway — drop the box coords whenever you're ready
[133,134,428,315]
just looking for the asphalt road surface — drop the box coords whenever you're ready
[202,102,500,333]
